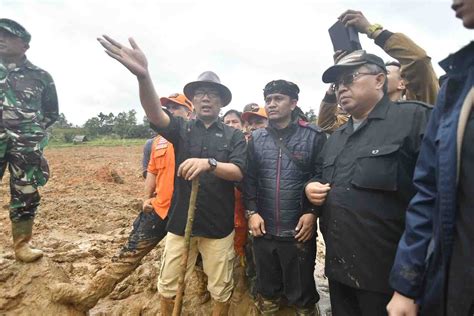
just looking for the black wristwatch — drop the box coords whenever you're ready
[245,210,257,220]
[208,158,218,171]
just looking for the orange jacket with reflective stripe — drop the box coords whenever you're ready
[147,135,175,219]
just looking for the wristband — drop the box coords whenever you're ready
[367,23,383,39]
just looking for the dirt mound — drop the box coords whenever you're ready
[0,257,83,315]
[96,165,125,184]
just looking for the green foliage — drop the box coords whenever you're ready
[48,138,147,148]
[50,113,73,128]
[82,110,154,139]
[304,109,318,124]
[49,111,155,145]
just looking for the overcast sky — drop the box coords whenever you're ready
[3,0,473,125]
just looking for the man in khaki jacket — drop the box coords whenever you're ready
[318,9,439,134]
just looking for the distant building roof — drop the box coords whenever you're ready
[73,135,88,143]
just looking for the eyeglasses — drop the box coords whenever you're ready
[333,72,378,91]
[194,89,220,99]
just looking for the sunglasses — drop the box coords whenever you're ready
[333,72,378,91]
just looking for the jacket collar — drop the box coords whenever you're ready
[367,95,391,120]
[0,56,37,71]
[439,41,474,76]
[267,120,297,135]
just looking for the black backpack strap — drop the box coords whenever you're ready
[267,128,307,172]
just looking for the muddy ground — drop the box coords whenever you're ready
[0,145,330,315]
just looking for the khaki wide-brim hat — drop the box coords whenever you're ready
[183,71,232,107]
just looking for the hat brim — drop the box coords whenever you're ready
[183,81,232,107]
[322,61,367,83]
[242,111,267,122]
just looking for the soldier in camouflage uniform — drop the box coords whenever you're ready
[0,19,58,262]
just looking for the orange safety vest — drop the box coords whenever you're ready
[147,135,175,219]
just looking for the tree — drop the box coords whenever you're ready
[83,110,154,139]
[83,117,102,137]
[113,110,137,138]
[304,109,318,124]
[50,113,72,129]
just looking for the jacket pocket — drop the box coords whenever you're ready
[14,79,43,108]
[351,144,399,191]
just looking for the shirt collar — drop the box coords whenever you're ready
[439,41,474,76]
[195,117,224,130]
[23,58,39,70]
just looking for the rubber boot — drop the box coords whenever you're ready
[12,219,43,263]
[195,264,211,305]
[295,307,320,316]
[160,295,175,316]
[257,297,280,316]
[211,299,230,316]
[295,303,321,316]
[51,241,155,311]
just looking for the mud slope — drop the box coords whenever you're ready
[0,145,330,315]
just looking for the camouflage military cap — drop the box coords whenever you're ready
[0,19,31,44]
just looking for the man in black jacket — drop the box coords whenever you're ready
[244,80,326,315]
[305,50,431,316]
[97,35,247,316]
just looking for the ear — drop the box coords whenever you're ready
[290,99,298,111]
[397,78,406,91]
[375,73,386,91]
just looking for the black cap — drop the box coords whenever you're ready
[263,79,300,100]
[322,50,386,83]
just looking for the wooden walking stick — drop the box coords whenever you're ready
[172,177,200,316]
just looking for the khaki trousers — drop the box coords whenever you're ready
[158,231,235,302]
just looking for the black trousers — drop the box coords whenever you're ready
[329,279,391,316]
[253,236,319,308]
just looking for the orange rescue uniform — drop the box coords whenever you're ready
[147,135,175,219]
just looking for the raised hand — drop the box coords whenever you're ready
[97,35,149,79]
[338,10,371,34]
